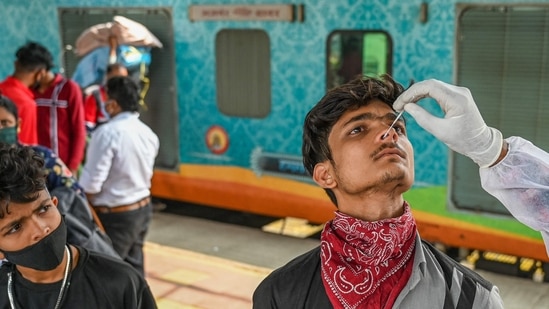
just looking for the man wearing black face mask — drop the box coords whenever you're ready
[0,42,49,145]
[0,144,158,309]
[0,94,120,260]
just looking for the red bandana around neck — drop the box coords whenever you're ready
[320,202,417,309]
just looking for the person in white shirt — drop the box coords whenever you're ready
[393,79,549,257]
[79,76,159,276]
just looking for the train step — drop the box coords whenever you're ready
[261,217,324,238]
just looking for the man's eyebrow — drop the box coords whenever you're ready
[341,112,376,128]
[0,219,15,233]
[341,111,401,128]
[0,197,51,233]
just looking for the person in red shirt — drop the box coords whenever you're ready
[0,42,51,145]
[30,43,86,175]
[84,63,128,132]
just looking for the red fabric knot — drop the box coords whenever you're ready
[320,202,417,309]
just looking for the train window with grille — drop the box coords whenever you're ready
[216,29,271,118]
[452,5,549,215]
[326,31,392,89]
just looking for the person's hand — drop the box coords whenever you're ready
[108,35,118,49]
[393,79,503,168]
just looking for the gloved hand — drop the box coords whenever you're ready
[393,79,503,168]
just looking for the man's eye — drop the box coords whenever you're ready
[394,123,406,134]
[350,126,364,135]
[7,223,21,235]
[39,205,51,214]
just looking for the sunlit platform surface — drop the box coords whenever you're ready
[144,207,549,309]
[144,243,270,308]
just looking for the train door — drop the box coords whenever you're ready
[58,7,178,170]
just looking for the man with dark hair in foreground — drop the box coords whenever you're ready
[0,144,157,308]
[253,75,503,308]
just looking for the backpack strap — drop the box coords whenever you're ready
[51,78,67,102]
[49,78,68,155]
[138,61,149,111]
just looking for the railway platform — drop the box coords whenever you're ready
[144,205,549,309]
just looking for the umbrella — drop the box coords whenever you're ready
[75,15,163,57]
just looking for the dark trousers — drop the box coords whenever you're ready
[97,202,152,277]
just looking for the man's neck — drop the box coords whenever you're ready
[337,193,405,222]
[11,72,33,88]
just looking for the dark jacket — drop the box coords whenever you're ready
[253,241,496,309]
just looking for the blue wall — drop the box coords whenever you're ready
[1,0,541,187]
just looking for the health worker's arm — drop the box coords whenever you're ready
[394,79,549,256]
[481,136,549,256]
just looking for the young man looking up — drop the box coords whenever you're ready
[253,75,503,308]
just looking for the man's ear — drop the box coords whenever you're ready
[312,162,336,189]
[51,196,58,207]
[0,251,4,260]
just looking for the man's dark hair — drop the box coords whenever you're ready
[15,41,54,72]
[0,144,46,218]
[302,74,405,205]
[106,76,140,112]
[0,95,18,120]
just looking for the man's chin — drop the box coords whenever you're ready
[379,170,413,188]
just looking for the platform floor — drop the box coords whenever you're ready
[144,243,269,308]
[144,208,549,309]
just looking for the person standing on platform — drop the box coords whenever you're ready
[0,42,50,145]
[79,76,159,277]
[253,75,503,308]
[0,143,157,309]
[30,42,86,175]
[83,63,128,132]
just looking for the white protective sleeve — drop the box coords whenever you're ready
[480,136,549,256]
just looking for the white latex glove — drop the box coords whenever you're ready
[393,79,503,168]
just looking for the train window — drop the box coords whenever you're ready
[326,31,392,89]
[452,5,549,215]
[216,29,271,118]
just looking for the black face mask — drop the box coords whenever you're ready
[31,70,44,90]
[1,217,67,270]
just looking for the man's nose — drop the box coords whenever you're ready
[379,122,399,142]
[30,217,51,242]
